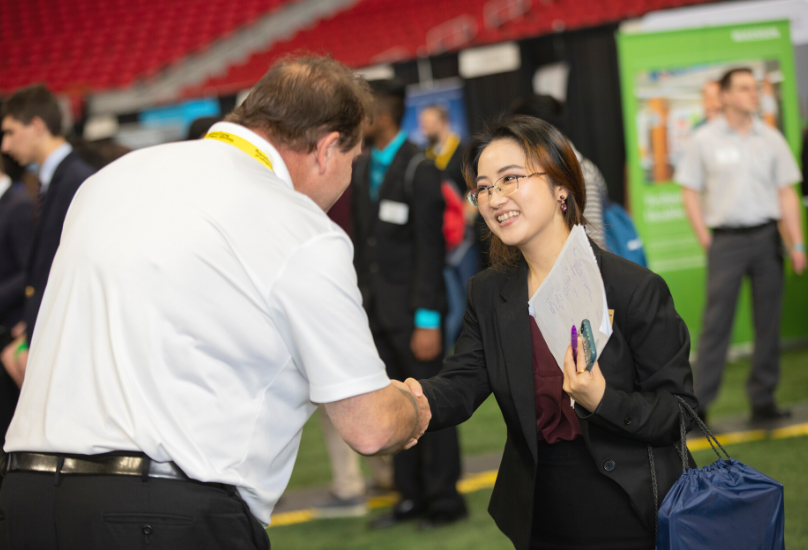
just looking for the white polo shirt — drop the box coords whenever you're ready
[5,122,390,525]
[674,115,801,228]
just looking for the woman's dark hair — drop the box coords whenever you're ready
[462,114,586,271]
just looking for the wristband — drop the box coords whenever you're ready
[793,243,805,253]
[14,341,28,358]
[398,387,420,438]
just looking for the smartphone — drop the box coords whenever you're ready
[579,319,597,372]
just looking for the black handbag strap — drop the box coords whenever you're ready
[675,396,731,463]
[648,396,734,541]
[648,444,658,540]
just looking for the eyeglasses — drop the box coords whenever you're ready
[467,172,546,207]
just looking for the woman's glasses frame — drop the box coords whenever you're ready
[467,172,546,207]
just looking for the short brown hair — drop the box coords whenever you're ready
[0,84,64,137]
[463,115,587,270]
[719,67,754,91]
[423,104,449,122]
[226,54,374,153]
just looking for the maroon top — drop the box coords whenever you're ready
[529,318,582,443]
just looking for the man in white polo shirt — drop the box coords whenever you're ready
[676,67,805,426]
[0,56,430,550]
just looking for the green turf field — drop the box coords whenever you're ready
[277,346,808,548]
[272,436,808,549]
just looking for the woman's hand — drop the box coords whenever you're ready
[562,337,606,413]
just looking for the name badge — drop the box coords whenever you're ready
[715,147,741,165]
[379,200,409,225]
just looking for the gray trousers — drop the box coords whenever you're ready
[695,222,784,412]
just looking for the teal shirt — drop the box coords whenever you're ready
[369,131,440,330]
[369,130,407,202]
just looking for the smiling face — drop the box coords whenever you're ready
[475,138,566,251]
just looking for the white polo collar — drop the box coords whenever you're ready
[716,114,765,137]
[206,122,293,190]
[0,174,11,198]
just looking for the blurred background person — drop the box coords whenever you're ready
[420,105,464,193]
[419,104,480,350]
[352,80,467,529]
[0,85,95,385]
[186,116,223,140]
[676,67,804,425]
[0,153,33,454]
[70,137,130,171]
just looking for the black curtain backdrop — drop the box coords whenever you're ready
[395,22,626,206]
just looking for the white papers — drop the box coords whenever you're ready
[528,225,612,372]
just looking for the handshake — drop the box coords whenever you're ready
[323,376,432,457]
[391,378,432,451]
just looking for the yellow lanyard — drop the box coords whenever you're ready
[204,131,274,172]
[433,133,460,171]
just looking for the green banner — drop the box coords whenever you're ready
[617,20,807,349]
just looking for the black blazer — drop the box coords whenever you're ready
[351,140,446,331]
[0,183,34,328]
[23,151,95,338]
[421,242,697,550]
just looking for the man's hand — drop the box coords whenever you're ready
[681,188,711,252]
[1,336,28,388]
[561,338,606,414]
[790,249,806,275]
[391,378,432,449]
[410,328,441,362]
[698,233,712,252]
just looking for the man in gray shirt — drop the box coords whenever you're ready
[676,67,805,424]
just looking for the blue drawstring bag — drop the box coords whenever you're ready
[652,398,785,550]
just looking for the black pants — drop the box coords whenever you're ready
[695,223,784,411]
[0,471,270,550]
[372,325,467,517]
[530,438,653,550]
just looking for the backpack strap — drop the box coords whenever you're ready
[403,153,428,202]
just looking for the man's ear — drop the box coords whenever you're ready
[315,131,341,175]
[29,116,50,137]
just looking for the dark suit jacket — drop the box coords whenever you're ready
[0,181,33,442]
[0,183,34,328]
[351,140,446,331]
[421,242,697,550]
[443,141,465,197]
[23,152,95,338]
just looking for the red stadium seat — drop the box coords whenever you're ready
[183,0,715,97]
[1,0,716,95]
[0,0,299,93]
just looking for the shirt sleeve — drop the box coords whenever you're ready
[269,232,390,404]
[772,131,802,188]
[673,134,704,191]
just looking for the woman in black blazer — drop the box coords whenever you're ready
[412,116,698,550]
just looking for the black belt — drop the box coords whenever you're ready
[713,220,777,235]
[4,452,233,491]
